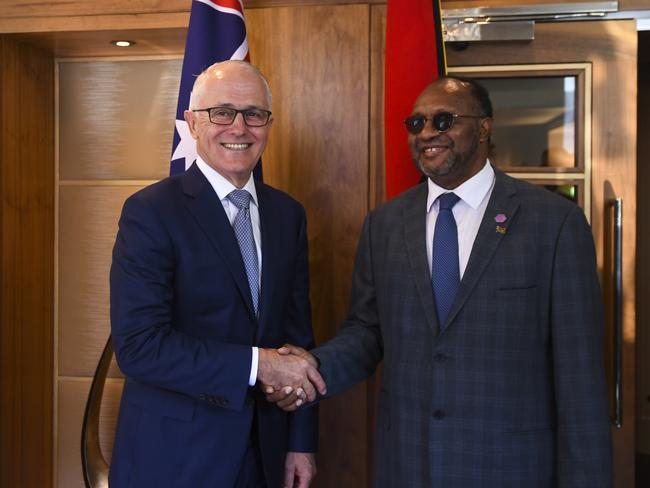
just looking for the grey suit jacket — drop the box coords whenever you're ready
[313,169,612,487]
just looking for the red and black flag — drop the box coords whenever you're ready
[384,0,447,199]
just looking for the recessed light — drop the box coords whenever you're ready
[111,40,135,47]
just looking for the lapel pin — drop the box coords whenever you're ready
[496,225,507,235]
[494,213,507,223]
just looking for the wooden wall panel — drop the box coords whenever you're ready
[0,36,54,488]
[370,5,387,209]
[58,185,142,378]
[57,379,123,488]
[246,5,371,486]
[4,0,647,37]
[58,59,180,180]
[11,29,188,58]
[621,0,650,10]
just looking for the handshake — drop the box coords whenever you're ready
[257,345,326,411]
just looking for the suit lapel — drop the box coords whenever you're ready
[256,183,278,341]
[181,163,257,319]
[443,169,520,329]
[403,184,441,336]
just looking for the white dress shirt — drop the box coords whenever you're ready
[195,156,261,386]
[426,161,496,279]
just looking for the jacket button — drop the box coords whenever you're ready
[433,409,445,420]
[433,353,447,363]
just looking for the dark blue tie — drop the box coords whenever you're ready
[432,192,461,328]
[227,189,259,316]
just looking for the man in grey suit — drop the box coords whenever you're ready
[266,76,612,487]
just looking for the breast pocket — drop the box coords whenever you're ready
[491,285,540,329]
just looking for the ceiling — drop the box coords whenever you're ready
[10,28,187,58]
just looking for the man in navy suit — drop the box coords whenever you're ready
[270,77,612,487]
[109,60,325,488]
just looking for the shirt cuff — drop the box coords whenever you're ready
[249,346,259,386]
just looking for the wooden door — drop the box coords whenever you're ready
[443,20,638,487]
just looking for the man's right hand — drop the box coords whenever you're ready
[260,344,323,411]
[257,346,326,405]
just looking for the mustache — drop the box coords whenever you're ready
[417,134,454,148]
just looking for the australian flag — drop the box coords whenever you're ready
[170,0,253,175]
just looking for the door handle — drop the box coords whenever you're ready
[611,198,623,429]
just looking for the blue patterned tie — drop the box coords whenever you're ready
[432,192,461,328]
[227,189,259,316]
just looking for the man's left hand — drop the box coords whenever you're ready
[284,452,316,488]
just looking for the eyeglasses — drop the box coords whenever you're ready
[192,106,272,127]
[403,112,485,135]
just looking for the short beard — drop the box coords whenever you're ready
[416,152,459,179]
[415,132,480,180]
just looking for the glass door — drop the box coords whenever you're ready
[446,19,637,486]
[450,64,592,217]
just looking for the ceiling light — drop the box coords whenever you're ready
[111,40,135,47]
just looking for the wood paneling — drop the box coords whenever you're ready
[621,0,650,11]
[246,5,371,486]
[12,29,187,58]
[3,1,648,58]
[57,379,123,488]
[0,0,381,32]
[443,0,619,7]
[58,186,142,378]
[0,0,188,18]
[0,36,55,488]
[58,59,180,180]
[370,5,387,209]
[447,20,637,487]
[3,0,644,37]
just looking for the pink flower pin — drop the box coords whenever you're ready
[494,213,507,223]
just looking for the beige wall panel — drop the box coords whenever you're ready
[59,185,144,378]
[246,5,371,487]
[59,59,180,181]
[57,378,124,488]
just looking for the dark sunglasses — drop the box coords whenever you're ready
[404,112,485,135]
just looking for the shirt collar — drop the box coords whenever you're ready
[195,156,258,207]
[427,160,495,212]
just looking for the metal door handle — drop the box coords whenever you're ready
[612,198,623,429]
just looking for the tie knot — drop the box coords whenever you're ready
[227,189,252,210]
[438,192,460,211]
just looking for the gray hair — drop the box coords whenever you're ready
[188,60,272,110]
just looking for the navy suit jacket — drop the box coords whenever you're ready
[109,163,317,487]
[313,169,612,487]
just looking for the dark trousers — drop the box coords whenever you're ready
[234,410,266,488]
